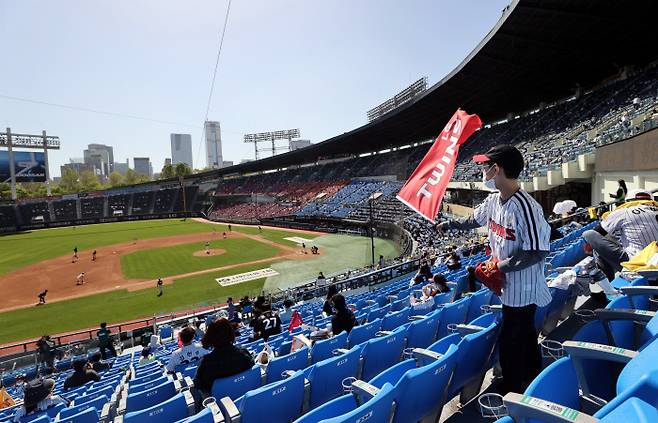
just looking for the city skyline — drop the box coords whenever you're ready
[0,0,509,178]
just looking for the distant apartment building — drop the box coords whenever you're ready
[83,144,114,176]
[204,121,223,169]
[133,157,152,179]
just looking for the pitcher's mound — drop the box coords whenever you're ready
[193,248,227,257]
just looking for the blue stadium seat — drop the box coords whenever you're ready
[228,370,306,422]
[266,347,309,384]
[366,305,390,322]
[435,320,500,403]
[19,414,51,423]
[123,391,194,423]
[360,327,406,382]
[346,318,381,348]
[381,307,411,332]
[159,326,174,340]
[305,346,361,409]
[58,395,108,420]
[293,382,396,423]
[124,380,178,413]
[405,309,442,349]
[129,375,170,394]
[465,289,493,323]
[498,394,658,423]
[173,404,224,423]
[369,344,459,423]
[311,332,348,364]
[55,407,99,423]
[517,338,658,423]
[436,297,471,340]
[211,366,261,401]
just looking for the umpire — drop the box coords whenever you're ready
[437,145,551,394]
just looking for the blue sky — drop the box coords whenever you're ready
[0,0,509,177]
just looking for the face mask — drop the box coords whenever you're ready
[482,165,498,190]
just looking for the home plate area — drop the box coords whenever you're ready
[216,268,280,287]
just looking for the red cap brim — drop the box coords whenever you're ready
[472,154,490,163]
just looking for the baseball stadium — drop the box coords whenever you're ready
[0,1,658,422]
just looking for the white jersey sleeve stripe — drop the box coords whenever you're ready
[513,192,537,250]
[520,191,543,250]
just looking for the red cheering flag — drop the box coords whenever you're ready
[396,109,482,223]
[288,310,303,332]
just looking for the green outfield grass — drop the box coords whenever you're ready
[0,262,270,344]
[0,220,400,345]
[0,219,215,275]
[120,237,280,279]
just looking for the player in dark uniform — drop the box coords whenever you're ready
[250,303,281,341]
[38,289,48,305]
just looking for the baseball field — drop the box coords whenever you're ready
[0,218,399,344]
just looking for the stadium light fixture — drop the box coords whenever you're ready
[243,129,301,160]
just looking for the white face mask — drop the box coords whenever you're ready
[482,165,498,190]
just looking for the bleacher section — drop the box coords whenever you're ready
[80,197,105,219]
[0,205,17,227]
[0,222,607,423]
[18,201,50,223]
[52,200,78,221]
[153,189,177,213]
[107,195,130,217]
[210,181,347,221]
[130,192,153,215]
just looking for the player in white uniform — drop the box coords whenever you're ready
[583,189,658,281]
[438,145,551,394]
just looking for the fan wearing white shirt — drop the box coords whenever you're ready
[166,326,207,373]
[583,189,658,281]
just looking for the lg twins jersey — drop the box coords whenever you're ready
[473,190,552,307]
[601,203,658,257]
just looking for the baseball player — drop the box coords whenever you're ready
[92,250,97,261]
[583,189,658,281]
[437,144,551,394]
[205,241,210,255]
[157,278,164,297]
[76,272,85,286]
[37,289,48,305]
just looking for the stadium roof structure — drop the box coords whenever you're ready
[213,0,658,177]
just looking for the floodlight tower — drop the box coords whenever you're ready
[243,129,300,160]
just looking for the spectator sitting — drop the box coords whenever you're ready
[278,299,295,324]
[330,294,358,335]
[194,320,204,339]
[316,272,327,287]
[148,335,161,351]
[418,260,433,280]
[445,252,462,271]
[425,274,451,296]
[194,318,255,398]
[89,352,110,373]
[166,326,207,373]
[227,297,237,321]
[13,379,69,422]
[251,302,282,341]
[583,189,658,281]
[253,296,267,314]
[323,285,339,316]
[139,347,155,365]
[466,266,479,293]
[409,274,426,288]
[63,358,100,391]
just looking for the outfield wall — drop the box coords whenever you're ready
[0,211,201,233]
